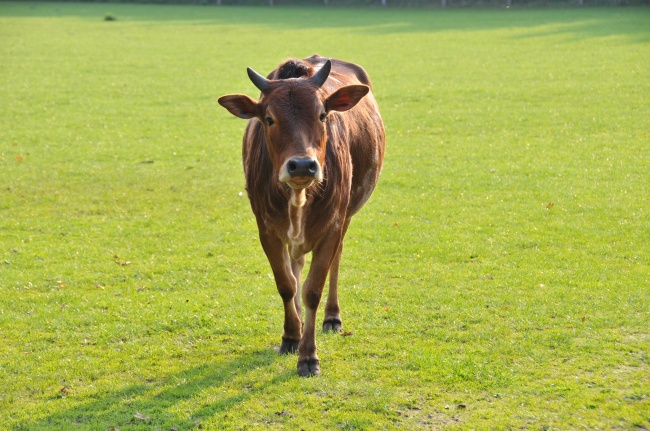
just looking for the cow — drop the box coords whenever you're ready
[218,54,385,376]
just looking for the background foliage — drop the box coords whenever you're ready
[1,2,649,430]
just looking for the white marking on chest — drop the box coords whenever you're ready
[288,189,306,245]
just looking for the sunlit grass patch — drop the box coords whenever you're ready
[1,2,649,429]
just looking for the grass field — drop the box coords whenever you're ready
[1,2,649,429]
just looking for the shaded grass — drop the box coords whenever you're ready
[1,2,649,430]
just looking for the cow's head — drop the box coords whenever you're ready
[218,60,369,190]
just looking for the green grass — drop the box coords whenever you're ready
[1,2,649,429]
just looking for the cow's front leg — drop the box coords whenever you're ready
[297,235,342,377]
[258,231,302,354]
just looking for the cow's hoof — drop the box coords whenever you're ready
[322,318,342,333]
[297,358,321,377]
[279,339,299,355]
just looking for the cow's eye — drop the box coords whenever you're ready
[319,112,327,122]
[265,116,275,126]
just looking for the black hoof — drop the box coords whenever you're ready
[322,318,342,333]
[279,339,299,355]
[297,358,321,377]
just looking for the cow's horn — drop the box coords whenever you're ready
[247,67,269,92]
[311,60,331,88]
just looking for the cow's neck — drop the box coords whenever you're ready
[287,189,306,245]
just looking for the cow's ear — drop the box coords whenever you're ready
[325,85,369,113]
[218,94,259,119]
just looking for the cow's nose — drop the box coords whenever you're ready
[287,157,319,178]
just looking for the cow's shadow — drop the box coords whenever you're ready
[17,349,292,430]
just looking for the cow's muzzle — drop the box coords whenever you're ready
[287,157,318,178]
[280,157,322,189]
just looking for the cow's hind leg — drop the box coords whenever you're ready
[323,219,350,333]
[322,242,343,333]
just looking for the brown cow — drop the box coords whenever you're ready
[218,55,385,376]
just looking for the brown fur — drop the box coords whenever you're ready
[218,55,385,376]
